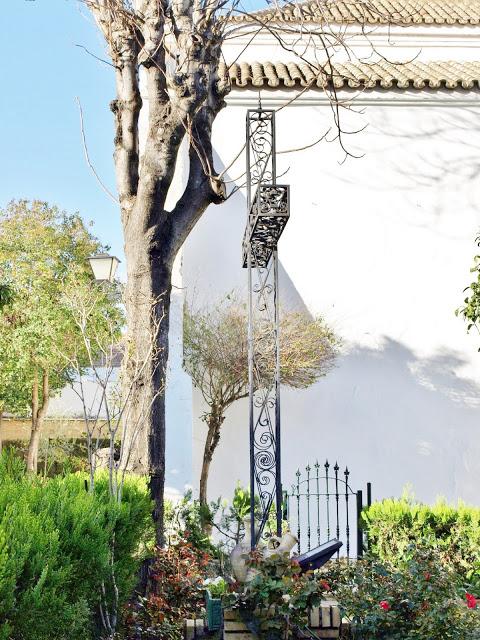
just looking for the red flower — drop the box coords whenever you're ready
[379,600,390,611]
[424,572,431,581]
[466,593,477,609]
[319,580,331,591]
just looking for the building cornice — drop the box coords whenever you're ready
[224,25,480,50]
[226,90,480,106]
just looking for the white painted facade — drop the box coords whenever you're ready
[178,22,480,506]
[48,19,480,506]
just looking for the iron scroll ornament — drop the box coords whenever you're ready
[243,107,290,547]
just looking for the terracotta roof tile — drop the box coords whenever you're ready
[230,0,480,26]
[219,60,480,90]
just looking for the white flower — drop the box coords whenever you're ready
[282,594,291,603]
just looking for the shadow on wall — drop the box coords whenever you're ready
[323,105,480,198]
[201,336,480,508]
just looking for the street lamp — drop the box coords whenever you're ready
[88,253,120,283]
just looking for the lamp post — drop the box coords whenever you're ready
[88,253,120,283]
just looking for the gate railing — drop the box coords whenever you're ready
[284,460,372,558]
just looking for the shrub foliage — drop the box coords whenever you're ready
[121,538,211,640]
[0,451,152,640]
[323,549,480,640]
[363,496,480,587]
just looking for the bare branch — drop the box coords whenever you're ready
[76,97,119,203]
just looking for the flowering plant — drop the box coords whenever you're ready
[121,539,211,639]
[321,548,480,640]
[225,551,330,640]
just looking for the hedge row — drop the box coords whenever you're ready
[0,451,153,640]
[363,495,480,581]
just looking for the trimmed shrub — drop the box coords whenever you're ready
[0,451,153,640]
[363,496,480,587]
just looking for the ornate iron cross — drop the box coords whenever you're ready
[243,108,290,546]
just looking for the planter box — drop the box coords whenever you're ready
[206,589,223,631]
[224,603,342,639]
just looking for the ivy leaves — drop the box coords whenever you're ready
[457,233,480,346]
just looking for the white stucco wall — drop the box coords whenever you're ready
[183,84,480,507]
[45,22,480,510]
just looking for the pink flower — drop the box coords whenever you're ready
[466,593,477,609]
[379,600,390,611]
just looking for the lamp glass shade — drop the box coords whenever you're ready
[88,254,120,282]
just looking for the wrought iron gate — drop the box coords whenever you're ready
[285,461,372,558]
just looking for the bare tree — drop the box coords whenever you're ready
[183,299,339,508]
[80,0,394,544]
[58,282,165,637]
[58,281,164,502]
[82,0,231,545]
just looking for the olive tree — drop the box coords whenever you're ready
[183,299,339,507]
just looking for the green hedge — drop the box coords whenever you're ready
[363,496,480,582]
[0,451,153,640]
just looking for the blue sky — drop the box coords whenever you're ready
[1,1,265,279]
[1,2,123,268]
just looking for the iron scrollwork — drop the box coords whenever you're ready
[243,108,290,546]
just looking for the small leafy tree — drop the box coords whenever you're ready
[0,361,31,455]
[0,200,118,472]
[183,299,339,507]
[0,285,30,451]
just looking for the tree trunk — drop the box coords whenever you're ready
[26,369,49,474]
[120,232,173,547]
[26,428,41,474]
[199,408,225,508]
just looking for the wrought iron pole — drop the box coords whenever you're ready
[274,248,282,537]
[246,112,256,549]
[243,107,290,546]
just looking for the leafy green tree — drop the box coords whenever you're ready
[0,200,120,472]
[183,299,339,508]
[0,350,31,454]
